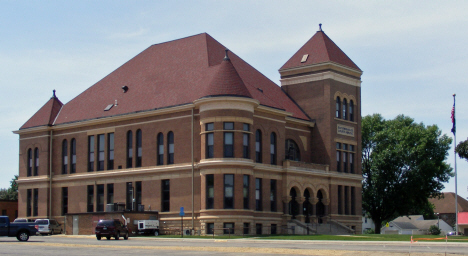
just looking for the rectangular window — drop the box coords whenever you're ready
[345,186,349,215]
[270,179,277,212]
[107,184,114,205]
[243,124,250,159]
[88,136,95,172]
[136,181,142,211]
[33,188,38,216]
[206,174,214,209]
[96,184,104,212]
[71,139,76,173]
[157,133,164,165]
[243,223,250,235]
[223,222,234,234]
[162,179,170,212]
[206,223,214,234]
[271,224,277,235]
[224,132,234,157]
[255,178,262,211]
[351,187,356,215]
[27,189,32,217]
[87,185,94,212]
[206,123,214,159]
[243,175,249,210]
[168,132,174,164]
[62,187,68,215]
[126,182,133,211]
[224,174,234,209]
[343,151,347,173]
[256,223,262,235]
[97,134,105,171]
[270,133,276,165]
[338,185,342,214]
[349,145,355,174]
[108,133,114,170]
[336,152,341,172]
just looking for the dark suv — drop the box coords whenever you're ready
[95,219,129,240]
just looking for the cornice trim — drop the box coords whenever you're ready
[280,71,362,87]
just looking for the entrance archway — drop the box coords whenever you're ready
[316,190,325,223]
[289,188,299,219]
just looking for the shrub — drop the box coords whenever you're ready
[429,225,441,235]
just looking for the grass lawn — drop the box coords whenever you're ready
[150,234,468,242]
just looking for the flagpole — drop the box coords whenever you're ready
[453,93,458,235]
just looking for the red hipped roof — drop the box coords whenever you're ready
[20,95,63,129]
[280,30,361,71]
[21,33,309,129]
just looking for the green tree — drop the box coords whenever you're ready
[455,139,468,160]
[362,114,453,234]
[0,175,18,200]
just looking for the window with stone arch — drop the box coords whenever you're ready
[349,100,354,122]
[335,97,341,118]
[342,98,347,120]
[285,139,300,161]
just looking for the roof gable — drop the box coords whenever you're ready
[280,30,361,71]
[20,94,63,129]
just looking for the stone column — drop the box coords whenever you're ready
[309,197,318,224]
[282,196,292,220]
[296,196,306,222]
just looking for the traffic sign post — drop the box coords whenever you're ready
[180,207,185,237]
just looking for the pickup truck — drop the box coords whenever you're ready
[0,216,38,241]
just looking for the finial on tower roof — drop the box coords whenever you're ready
[224,49,230,61]
[52,89,56,98]
[319,23,322,31]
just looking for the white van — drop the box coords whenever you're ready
[35,219,62,235]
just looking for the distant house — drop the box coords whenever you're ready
[381,215,452,235]
[429,192,468,227]
[0,199,18,220]
[362,212,375,233]
[458,212,468,235]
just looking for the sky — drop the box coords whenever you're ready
[1,1,467,200]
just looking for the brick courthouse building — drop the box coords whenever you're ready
[14,28,363,235]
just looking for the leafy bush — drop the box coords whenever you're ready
[429,225,441,235]
[363,228,375,234]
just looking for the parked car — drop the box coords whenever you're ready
[13,218,35,223]
[34,219,62,235]
[447,231,464,236]
[95,219,129,240]
[0,216,39,241]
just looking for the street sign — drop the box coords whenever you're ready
[180,207,185,216]
[386,222,389,227]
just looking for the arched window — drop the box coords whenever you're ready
[71,138,76,173]
[342,99,347,120]
[349,100,354,122]
[270,133,276,165]
[157,133,164,165]
[27,148,32,177]
[127,130,133,168]
[255,130,262,163]
[335,97,341,118]
[62,140,68,174]
[285,139,300,161]
[34,148,39,176]
[167,131,174,164]
[136,129,142,167]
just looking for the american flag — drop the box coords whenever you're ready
[451,103,456,134]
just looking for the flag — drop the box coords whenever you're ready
[451,102,456,134]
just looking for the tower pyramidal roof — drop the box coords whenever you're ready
[280,26,361,72]
[20,90,63,129]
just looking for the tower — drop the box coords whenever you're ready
[280,25,363,225]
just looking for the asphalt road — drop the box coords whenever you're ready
[1,235,467,255]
